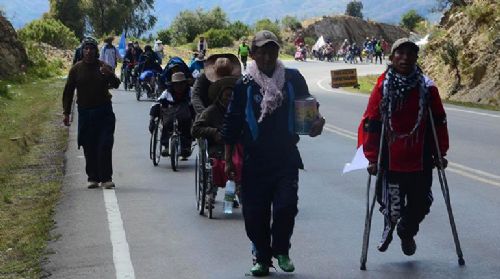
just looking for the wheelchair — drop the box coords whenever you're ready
[149,113,163,166]
[195,139,241,219]
[136,70,161,101]
[195,138,213,218]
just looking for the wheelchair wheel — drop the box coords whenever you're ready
[135,80,142,101]
[169,135,179,171]
[195,154,205,215]
[150,119,162,166]
[206,170,213,219]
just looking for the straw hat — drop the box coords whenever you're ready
[208,76,238,104]
[204,54,241,82]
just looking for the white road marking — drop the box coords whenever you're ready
[324,122,500,188]
[103,189,136,279]
[445,107,500,118]
[316,78,367,97]
[316,78,500,118]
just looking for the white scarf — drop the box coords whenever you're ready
[247,60,286,122]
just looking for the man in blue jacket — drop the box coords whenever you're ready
[223,30,325,276]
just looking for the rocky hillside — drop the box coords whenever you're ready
[421,0,499,108]
[0,15,29,79]
[302,15,410,46]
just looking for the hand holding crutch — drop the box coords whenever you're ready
[428,107,465,266]
[360,120,385,270]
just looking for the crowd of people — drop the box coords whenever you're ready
[309,36,390,64]
[62,31,450,277]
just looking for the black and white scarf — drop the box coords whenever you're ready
[380,65,430,143]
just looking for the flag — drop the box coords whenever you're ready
[118,31,126,58]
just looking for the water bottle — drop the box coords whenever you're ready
[223,180,236,214]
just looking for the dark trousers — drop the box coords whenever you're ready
[375,52,383,64]
[241,56,248,69]
[78,104,115,183]
[242,161,299,264]
[381,169,434,239]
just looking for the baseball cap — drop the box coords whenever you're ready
[252,30,280,48]
[391,38,419,55]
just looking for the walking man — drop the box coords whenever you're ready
[360,38,449,255]
[238,39,250,70]
[62,36,120,189]
[100,36,120,71]
[223,30,325,276]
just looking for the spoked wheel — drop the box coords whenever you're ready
[196,154,205,215]
[170,136,179,171]
[150,119,162,166]
[135,81,142,101]
[206,173,213,219]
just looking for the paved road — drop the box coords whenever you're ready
[45,60,500,279]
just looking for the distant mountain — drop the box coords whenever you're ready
[0,0,441,32]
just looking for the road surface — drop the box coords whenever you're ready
[44,60,500,279]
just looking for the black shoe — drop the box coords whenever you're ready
[233,199,240,208]
[401,237,416,256]
[377,222,395,252]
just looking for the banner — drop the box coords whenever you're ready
[118,31,126,58]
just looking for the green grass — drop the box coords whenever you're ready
[343,75,379,95]
[0,78,67,278]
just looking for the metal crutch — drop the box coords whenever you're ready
[360,120,385,270]
[428,108,465,266]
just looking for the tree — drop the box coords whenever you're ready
[254,19,281,41]
[281,16,302,31]
[202,29,233,48]
[400,10,425,31]
[345,1,363,19]
[84,0,156,37]
[169,7,230,45]
[156,28,172,45]
[229,20,251,40]
[49,0,85,39]
[18,17,79,49]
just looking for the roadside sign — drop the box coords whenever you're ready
[331,69,358,88]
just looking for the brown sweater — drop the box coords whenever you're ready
[62,60,120,115]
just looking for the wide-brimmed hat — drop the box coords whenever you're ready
[208,76,238,104]
[204,54,241,82]
[171,72,187,83]
[391,38,419,55]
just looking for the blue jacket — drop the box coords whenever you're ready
[223,68,310,169]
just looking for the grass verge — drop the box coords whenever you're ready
[342,75,500,111]
[0,78,67,278]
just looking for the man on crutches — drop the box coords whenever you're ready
[360,38,450,257]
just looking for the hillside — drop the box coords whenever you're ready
[301,15,409,46]
[0,15,28,79]
[421,0,499,108]
[2,0,439,32]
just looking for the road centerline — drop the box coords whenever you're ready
[103,189,136,279]
[324,121,500,188]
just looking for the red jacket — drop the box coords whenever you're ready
[358,73,449,172]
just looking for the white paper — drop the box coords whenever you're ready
[342,145,369,174]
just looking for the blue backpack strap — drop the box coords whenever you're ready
[245,85,259,140]
[287,81,295,134]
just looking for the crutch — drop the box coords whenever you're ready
[428,108,465,266]
[360,120,385,270]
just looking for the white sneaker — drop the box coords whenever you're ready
[87,181,99,189]
[101,181,115,189]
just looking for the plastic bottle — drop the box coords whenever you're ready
[223,180,236,214]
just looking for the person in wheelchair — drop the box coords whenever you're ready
[149,72,194,159]
[137,45,163,94]
[191,76,242,207]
